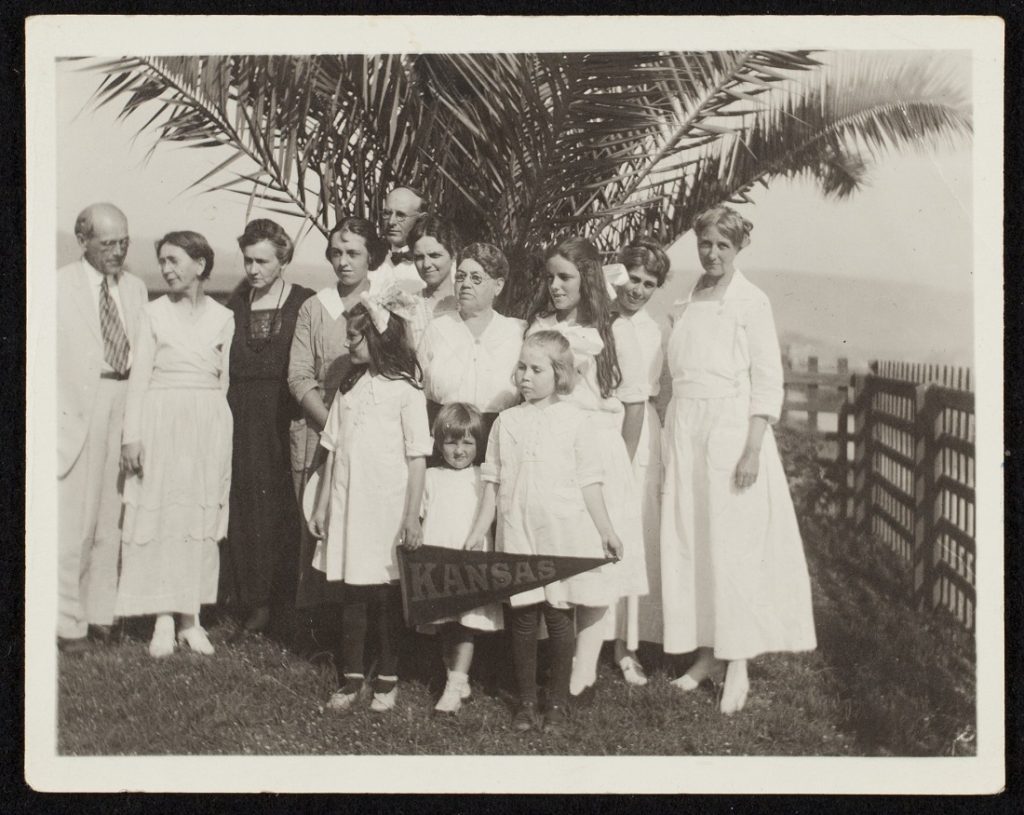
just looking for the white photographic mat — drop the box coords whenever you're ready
[25,14,1004,793]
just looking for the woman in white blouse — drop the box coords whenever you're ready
[418,242,525,446]
[661,206,816,714]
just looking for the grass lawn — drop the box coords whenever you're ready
[57,428,975,757]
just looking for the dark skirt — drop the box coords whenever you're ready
[223,380,301,609]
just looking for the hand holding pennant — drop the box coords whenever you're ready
[396,545,613,627]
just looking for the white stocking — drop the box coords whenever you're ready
[570,605,608,695]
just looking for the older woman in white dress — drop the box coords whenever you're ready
[608,238,671,685]
[661,206,816,714]
[418,242,525,445]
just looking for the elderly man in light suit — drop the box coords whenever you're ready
[57,203,148,654]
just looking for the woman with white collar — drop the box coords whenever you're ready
[661,206,816,714]
[287,216,388,609]
[418,242,525,445]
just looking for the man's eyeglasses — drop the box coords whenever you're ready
[95,238,130,252]
[379,210,419,224]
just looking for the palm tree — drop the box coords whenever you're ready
[75,50,971,314]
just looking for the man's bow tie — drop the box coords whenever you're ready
[391,250,414,265]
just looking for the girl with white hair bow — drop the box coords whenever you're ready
[307,282,432,715]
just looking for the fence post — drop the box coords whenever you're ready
[912,383,937,611]
[850,372,872,538]
[806,356,819,431]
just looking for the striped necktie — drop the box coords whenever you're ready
[99,276,130,374]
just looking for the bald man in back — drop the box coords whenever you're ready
[57,203,148,654]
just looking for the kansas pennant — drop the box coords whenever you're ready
[397,545,611,627]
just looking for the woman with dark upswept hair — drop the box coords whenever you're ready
[222,219,313,637]
[288,216,388,611]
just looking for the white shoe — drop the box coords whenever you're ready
[434,680,466,715]
[149,629,175,658]
[720,661,749,715]
[619,656,648,687]
[177,626,215,655]
[370,687,398,712]
[446,670,472,701]
[670,673,700,692]
[326,689,361,711]
[327,676,365,711]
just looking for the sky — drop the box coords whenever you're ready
[56,58,973,287]
[54,55,976,368]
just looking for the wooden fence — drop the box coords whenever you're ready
[835,362,976,630]
[781,357,976,630]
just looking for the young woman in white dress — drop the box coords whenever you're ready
[117,231,233,657]
[525,236,648,704]
[406,214,460,349]
[660,206,816,714]
[608,238,672,685]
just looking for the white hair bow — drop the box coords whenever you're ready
[360,276,426,334]
[602,263,629,300]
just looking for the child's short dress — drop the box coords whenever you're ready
[526,317,649,641]
[418,465,503,632]
[312,373,433,586]
[483,400,609,608]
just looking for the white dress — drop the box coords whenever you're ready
[482,401,608,608]
[525,316,649,637]
[313,374,433,585]
[116,296,234,616]
[660,271,817,659]
[420,310,526,413]
[618,308,666,644]
[407,280,459,351]
[418,466,503,631]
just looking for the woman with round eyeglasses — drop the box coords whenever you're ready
[287,216,388,609]
[418,242,525,448]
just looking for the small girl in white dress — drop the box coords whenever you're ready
[420,402,503,714]
[308,291,432,714]
[465,331,623,734]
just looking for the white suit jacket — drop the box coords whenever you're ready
[56,261,148,478]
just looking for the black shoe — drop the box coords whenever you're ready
[88,624,116,645]
[243,605,271,633]
[543,703,569,734]
[57,636,91,656]
[512,701,539,732]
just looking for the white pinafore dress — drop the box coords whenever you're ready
[660,272,816,660]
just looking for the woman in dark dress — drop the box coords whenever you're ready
[224,219,313,635]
